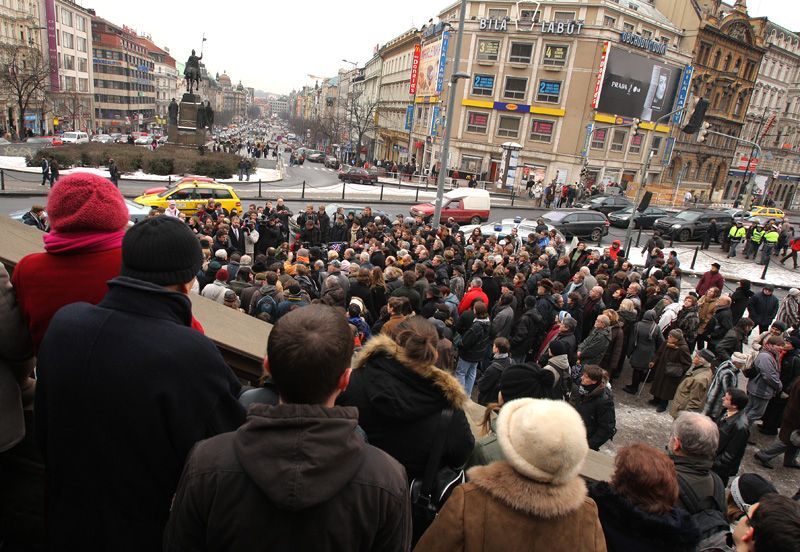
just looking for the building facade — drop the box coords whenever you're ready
[736,21,800,208]
[423,0,691,191]
[91,17,155,133]
[137,35,177,133]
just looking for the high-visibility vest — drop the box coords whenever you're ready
[764,230,779,244]
[729,226,746,240]
[751,229,765,243]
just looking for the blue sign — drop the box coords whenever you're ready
[581,123,594,158]
[404,105,414,131]
[538,80,561,96]
[473,74,494,90]
[673,65,694,124]
[430,106,441,136]
[435,31,451,95]
[662,136,676,166]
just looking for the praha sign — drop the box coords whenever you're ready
[479,17,584,35]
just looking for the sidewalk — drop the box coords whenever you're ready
[626,241,797,290]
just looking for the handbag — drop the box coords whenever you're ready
[409,409,465,544]
[664,362,686,378]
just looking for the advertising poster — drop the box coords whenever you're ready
[417,35,445,97]
[404,105,414,131]
[595,46,682,122]
[409,44,421,95]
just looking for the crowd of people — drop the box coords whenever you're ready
[3,171,800,551]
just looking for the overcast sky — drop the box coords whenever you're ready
[82,0,798,95]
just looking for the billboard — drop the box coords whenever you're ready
[416,32,450,98]
[409,43,421,95]
[594,46,682,123]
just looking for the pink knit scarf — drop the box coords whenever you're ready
[43,229,125,254]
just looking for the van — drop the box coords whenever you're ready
[62,131,89,144]
[410,188,491,224]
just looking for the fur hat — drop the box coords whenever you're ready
[46,172,128,233]
[696,348,716,365]
[731,352,749,367]
[538,278,554,292]
[496,398,588,485]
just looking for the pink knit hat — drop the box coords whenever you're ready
[46,172,128,233]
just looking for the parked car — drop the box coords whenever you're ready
[324,155,340,169]
[722,208,750,220]
[134,136,152,145]
[306,150,325,162]
[0,137,10,145]
[749,205,785,219]
[458,217,565,249]
[289,203,391,238]
[540,209,609,242]
[338,167,377,185]
[11,199,150,227]
[607,206,669,229]
[91,134,114,144]
[133,181,242,214]
[574,194,632,215]
[61,131,89,144]
[652,208,732,242]
[27,136,63,146]
[410,188,491,225]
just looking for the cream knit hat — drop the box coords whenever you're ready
[496,398,589,485]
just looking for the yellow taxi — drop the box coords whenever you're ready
[749,206,785,219]
[134,178,242,214]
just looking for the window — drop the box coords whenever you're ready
[79,78,88,92]
[61,8,72,26]
[641,29,652,39]
[460,155,483,173]
[542,44,568,67]
[64,76,76,91]
[591,128,607,149]
[477,39,500,61]
[466,111,489,133]
[650,136,662,156]
[63,54,74,70]
[536,80,561,103]
[509,42,533,63]
[610,129,627,152]
[623,22,635,33]
[629,133,643,154]
[487,8,507,18]
[529,120,554,143]
[62,32,73,48]
[496,116,521,138]
[503,76,527,100]
[76,16,85,31]
[472,74,495,96]
[603,16,616,28]
[519,9,540,25]
[77,36,86,52]
[78,57,87,72]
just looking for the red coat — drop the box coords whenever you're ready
[695,270,725,296]
[13,247,123,352]
[458,287,490,314]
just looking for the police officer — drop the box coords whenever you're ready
[745,223,765,260]
[759,226,780,265]
[728,221,747,258]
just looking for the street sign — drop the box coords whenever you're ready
[737,155,758,171]
[581,123,593,158]
[673,65,694,125]
[404,105,414,131]
[662,136,675,166]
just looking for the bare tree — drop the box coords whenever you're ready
[51,90,91,131]
[346,86,379,163]
[0,44,50,139]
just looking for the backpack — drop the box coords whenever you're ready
[677,472,732,552]
[543,362,572,400]
[253,294,277,322]
[742,348,760,379]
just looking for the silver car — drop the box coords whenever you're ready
[11,199,152,227]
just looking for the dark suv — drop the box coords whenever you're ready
[540,209,610,242]
[652,208,732,242]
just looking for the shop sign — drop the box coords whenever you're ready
[619,32,667,55]
[409,44,421,95]
[479,17,583,35]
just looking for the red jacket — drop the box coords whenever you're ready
[458,287,490,314]
[695,270,725,297]
[791,238,800,252]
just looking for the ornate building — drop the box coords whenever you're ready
[655,0,766,201]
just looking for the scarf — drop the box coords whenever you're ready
[578,381,600,396]
[43,228,125,255]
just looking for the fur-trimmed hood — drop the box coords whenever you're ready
[467,461,588,519]
[353,334,466,409]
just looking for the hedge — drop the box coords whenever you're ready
[29,143,241,179]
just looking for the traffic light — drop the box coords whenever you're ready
[683,98,709,134]
[630,118,640,136]
[697,122,711,143]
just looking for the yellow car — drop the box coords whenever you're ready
[749,206,785,219]
[134,178,242,214]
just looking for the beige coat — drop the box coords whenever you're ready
[669,363,713,418]
[415,461,606,552]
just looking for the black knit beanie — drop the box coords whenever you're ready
[121,216,202,285]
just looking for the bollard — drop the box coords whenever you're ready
[690,246,699,270]
[0,168,4,191]
[511,189,515,207]
[380,181,384,201]
[761,254,770,280]
[341,181,346,200]
[636,227,643,247]
[258,179,262,198]
[415,186,419,202]
[168,175,172,185]
[424,178,429,191]
[669,234,674,247]
[597,229,603,248]
[301,180,306,199]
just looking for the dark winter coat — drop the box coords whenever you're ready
[713,325,749,361]
[713,411,750,481]
[707,306,734,342]
[578,326,612,367]
[628,313,664,370]
[569,383,616,450]
[509,306,544,357]
[337,335,474,479]
[748,291,780,327]
[730,287,754,323]
[674,305,700,346]
[35,277,246,551]
[459,318,492,362]
[550,330,578,367]
[581,297,605,341]
[601,322,625,375]
[589,482,701,552]
[779,375,800,445]
[477,355,512,405]
[650,338,693,401]
[163,403,411,551]
[490,305,514,339]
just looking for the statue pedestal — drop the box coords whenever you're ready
[166,97,208,147]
